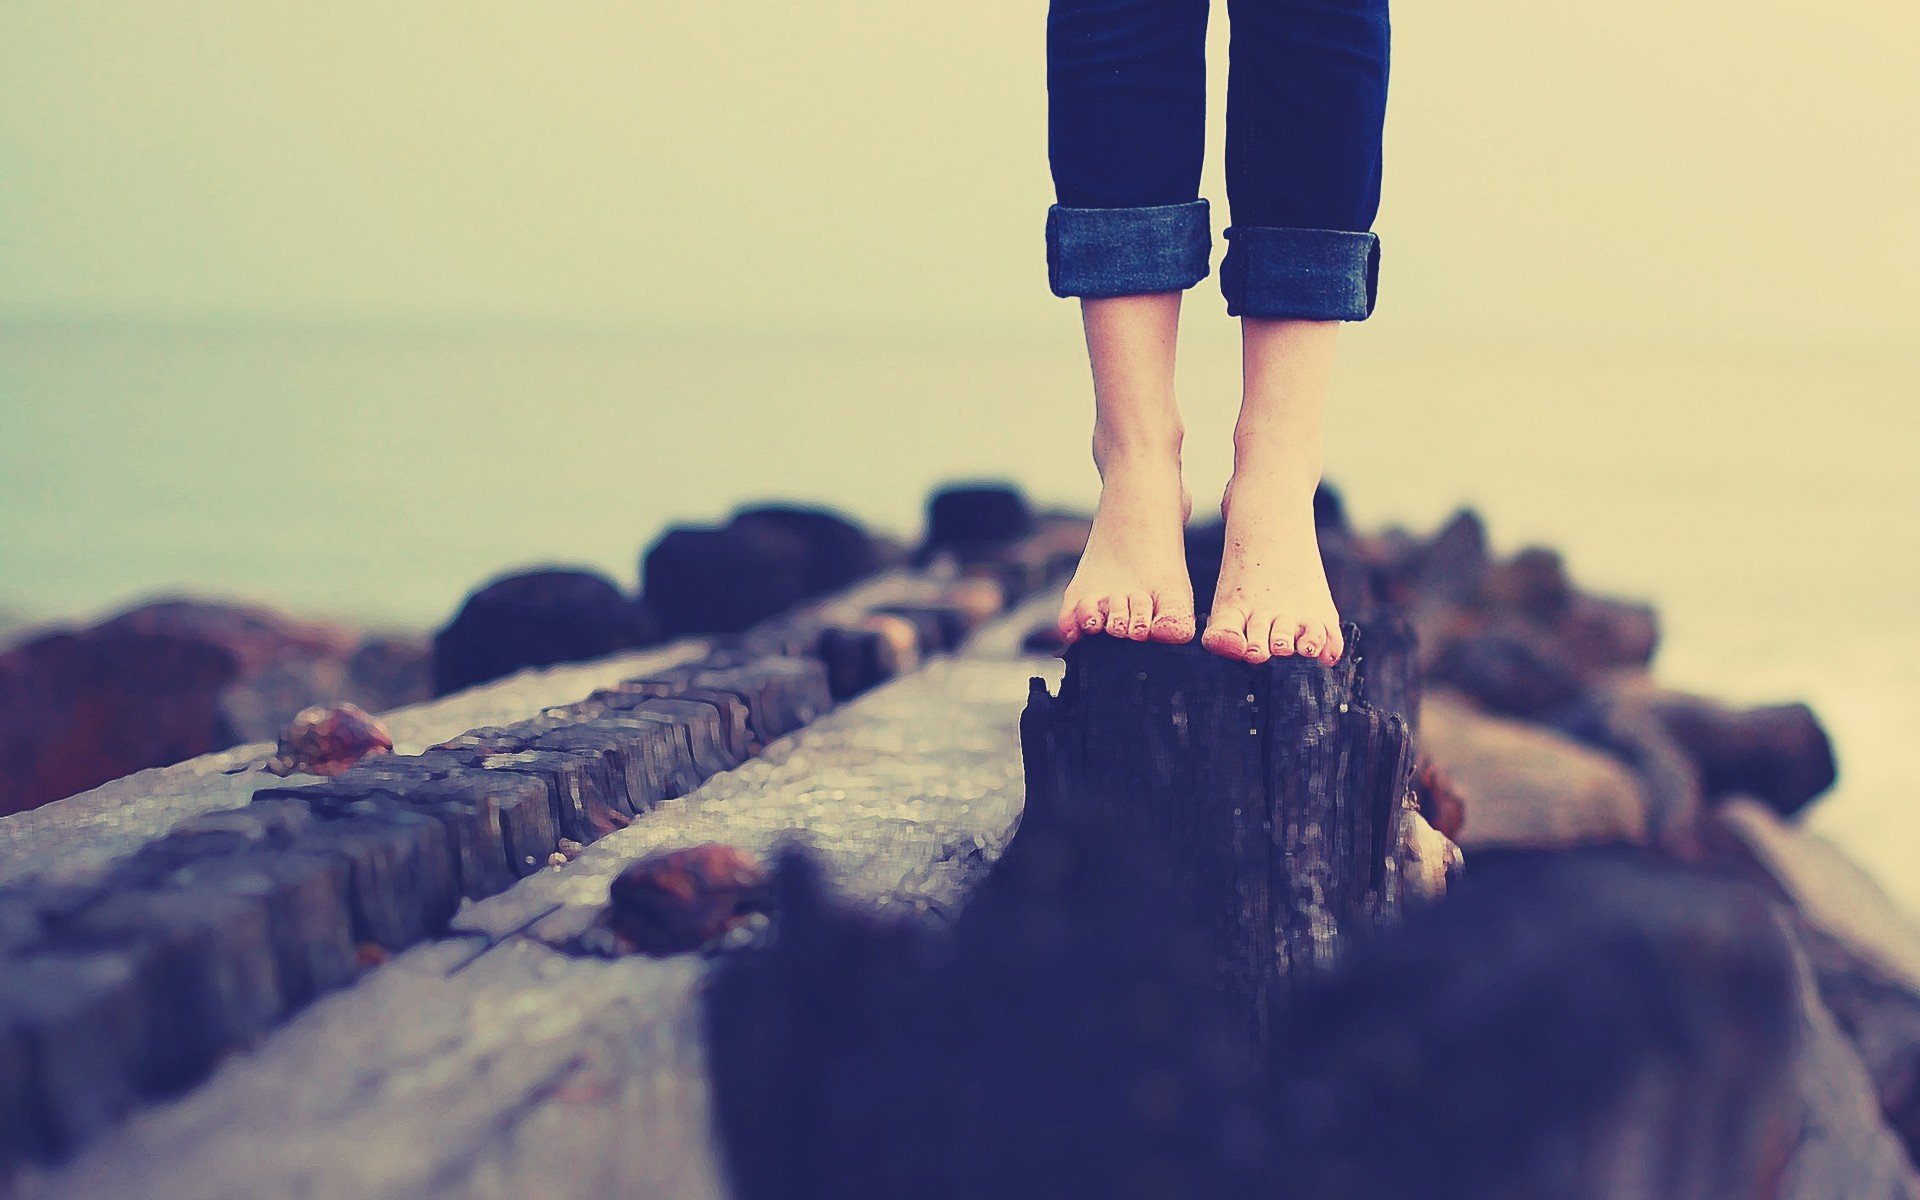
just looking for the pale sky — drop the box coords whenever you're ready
[1,0,1916,349]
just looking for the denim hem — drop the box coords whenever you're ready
[1046,200,1213,299]
[1219,227,1380,321]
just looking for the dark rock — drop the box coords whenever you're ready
[1801,930,1920,1168]
[1478,545,1575,621]
[730,505,882,595]
[342,634,434,711]
[1545,685,1703,853]
[1407,508,1491,602]
[1267,849,1808,1200]
[708,841,1840,1199]
[1702,796,1920,1175]
[0,598,381,816]
[602,844,771,956]
[431,568,656,697]
[1650,693,1838,816]
[644,524,812,637]
[1557,593,1660,670]
[1430,623,1588,718]
[815,621,916,699]
[922,483,1033,558]
[1312,481,1350,536]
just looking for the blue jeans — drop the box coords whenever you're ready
[1046,0,1389,320]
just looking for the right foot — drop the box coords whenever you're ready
[1056,441,1196,646]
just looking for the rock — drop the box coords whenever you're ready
[601,844,771,956]
[1801,931,1920,1174]
[431,568,657,696]
[341,635,433,712]
[1556,593,1660,670]
[1705,796,1920,1168]
[729,506,883,595]
[1779,941,1920,1200]
[1649,693,1838,815]
[1399,808,1462,902]
[644,524,812,637]
[1545,682,1704,854]
[1269,848,1907,1200]
[709,838,1869,1199]
[1478,545,1574,621]
[815,616,919,700]
[1406,508,1491,602]
[1410,757,1467,841]
[921,483,1033,559]
[1420,690,1652,849]
[1311,481,1351,536]
[1429,622,1588,718]
[264,704,394,777]
[0,599,396,817]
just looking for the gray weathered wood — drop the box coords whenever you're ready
[1019,624,1417,1045]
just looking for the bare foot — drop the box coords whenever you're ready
[1200,454,1343,667]
[1056,442,1196,646]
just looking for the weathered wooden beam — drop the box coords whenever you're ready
[1017,623,1417,1042]
[0,544,1049,1178]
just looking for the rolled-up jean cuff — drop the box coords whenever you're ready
[1219,227,1380,320]
[1046,200,1213,299]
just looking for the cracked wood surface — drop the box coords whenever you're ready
[14,596,1058,1200]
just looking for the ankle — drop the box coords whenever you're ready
[1092,419,1183,474]
[1228,431,1322,493]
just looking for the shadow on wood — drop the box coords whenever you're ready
[704,842,1818,1200]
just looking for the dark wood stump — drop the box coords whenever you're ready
[1017,623,1417,1043]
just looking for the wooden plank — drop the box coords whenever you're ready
[287,804,460,952]
[1017,622,1417,1046]
[0,952,147,1165]
[56,888,283,1093]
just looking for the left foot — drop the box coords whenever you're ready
[1200,451,1344,667]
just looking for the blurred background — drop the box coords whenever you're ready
[1,3,1915,898]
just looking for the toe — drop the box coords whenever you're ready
[1243,614,1273,664]
[1149,591,1197,643]
[1056,598,1082,644]
[1294,621,1327,661]
[1269,621,1297,658]
[1125,591,1154,641]
[1105,595,1131,639]
[1073,596,1107,637]
[1320,623,1345,665]
[1201,608,1250,659]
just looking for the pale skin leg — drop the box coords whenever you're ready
[1055,292,1198,646]
[1200,317,1345,666]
